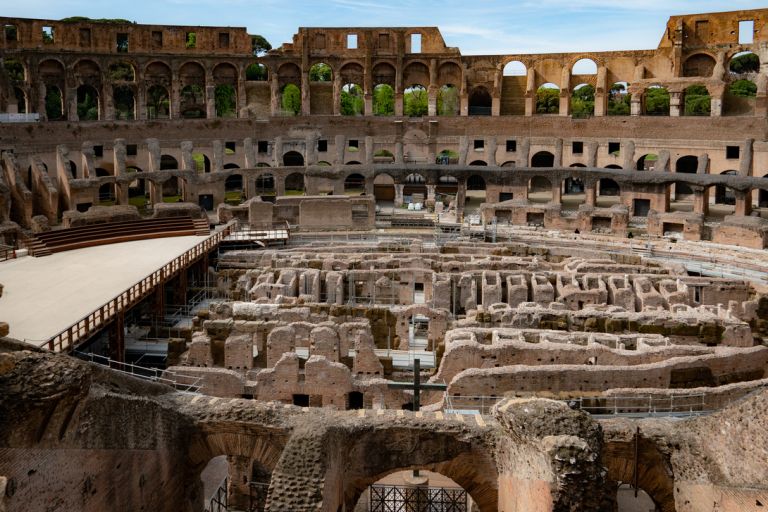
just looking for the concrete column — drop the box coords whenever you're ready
[669,92,682,117]
[394,184,404,207]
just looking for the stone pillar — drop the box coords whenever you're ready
[394,184,404,207]
[136,82,148,120]
[103,84,115,121]
[458,136,469,166]
[395,142,404,164]
[37,82,47,121]
[212,140,224,172]
[669,92,682,117]
[426,185,436,202]
[734,190,752,216]
[553,138,563,167]
[301,71,310,116]
[428,85,438,116]
[525,68,535,117]
[67,86,78,121]
[456,182,467,219]
[181,141,194,171]
[656,150,671,172]
[739,138,754,177]
[305,134,318,166]
[237,77,246,118]
[227,456,251,511]
[697,153,709,174]
[630,95,642,116]
[586,141,598,167]
[81,142,95,179]
[486,137,498,166]
[147,138,161,172]
[243,138,257,168]
[149,180,163,205]
[622,140,635,170]
[270,76,279,116]
[559,66,571,116]
[394,91,404,116]
[273,136,283,167]
[594,66,607,117]
[335,134,346,165]
[205,84,216,119]
[518,138,531,167]
[710,93,723,117]
[364,136,374,165]
[170,77,181,120]
[552,181,562,205]
[585,183,596,206]
[113,139,126,176]
[693,187,709,215]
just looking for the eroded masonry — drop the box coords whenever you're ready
[0,7,767,512]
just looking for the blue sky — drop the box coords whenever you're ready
[4,0,767,55]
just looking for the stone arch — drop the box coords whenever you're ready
[39,58,65,86]
[683,53,716,78]
[76,84,100,121]
[180,83,206,118]
[192,153,211,173]
[179,61,206,87]
[713,170,738,207]
[536,83,560,114]
[529,176,553,203]
[107,61,135,82]
[162,176,183,201]
[339,62,364,87]
[755,174,768,209]
[255,172,276,197]
[468,86,492,116]
[437,61,462,86]
[531,151,555,167]
[562,176,586,209]
[404,84,428,117]
[597,178,621,206]
[341,83,364,116]
[373,83,395,116]
[113,84,135,120]
[469,160,487,166]
[571,58,598,75]
[728,51,760,74]
[277,62,301,88]
[608,81,631,116]
[636,154,658,171]
[145,61,172,85]
[374,173,395,202]
[571,83,595,117]
[225,174,244,203]
[146,84,170,119]
[213,62,238,118]
[160,155,178,170]
[403,172,427,197]
[344,173,366,194]
[674,155,698,199]
[4,57,26,82]
[44,84,64,120]
[603,438,676,512]
[403,61,430,89]
[371,61,396,88]
[12,86,26,113]
[245,62,268,81]
[73,59,101,87]
[309,62,332,82]
[280,83,301,116]
[284,172,305,194]
[438,84,459,116]
[283,151,304,167]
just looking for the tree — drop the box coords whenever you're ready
[281,84,301,115]
[729,52,759,74]
[684,85,711,115]
[340,84,363,115]
[404,86,427,116]
[77,87,98,120]
[3,59,24,82]
[607,83,631,116]
[372,84,394,116]
[309,63,332,81]
[215,84,237,117]
[571,84,595,116]
[251,35,272,56]
[437,85,459,116]
[245,63,267,81]
[645,87,670,115]
[45,87,63,120]
[536,87,559,114]
[729,79,757,97]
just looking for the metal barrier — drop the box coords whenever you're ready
[74,351,201,392]
[0,243,16,262]
[207,477,228,512]
[46,224,233,353]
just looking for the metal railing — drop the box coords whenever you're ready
[443,393,712,418]
[46,224,233,353]
[74,351,201,392]
[0,243,16,261]
[207,477,228,512]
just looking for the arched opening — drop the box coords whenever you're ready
[180,84,205,118]
[372,83,394,116]
[673,155,698,201]
[76,84,100,120]
[108,61,134,82]
[283,151,304,167]
[436,149,458,165]
[113,85,135,120]
[192,153,211,173]
[683,53,716,78]
[345,161,362,165]
[403,173,427,201]
[245,63,268,81]
[341,83,364,116]
[214,84,237,118]
[344,173,365,195]
[683,85,711,116]
[309,62,332,82]
[45,85,64,120]
[644,86,670,116]
[503,60,526,76]
[285,172,305,195]
[597,178,621,206]
[160,155,178,170]
[571,84,595,117]
[225,174,244,204]
[636,154,658,171]
[4,58,24,82]
[468,86,492,116]
[726,51,759,115]
[373,149,394,164]
[374,174,395,203]
[713,170,737,207]
[12,87,26,113]
[469,160,487,166]
[146,85,170,119]
[531,151,555,168]
[536,83,560,114]
[707,183,735,219]
[572,58,598,75]
[616,483,660,512]
[255,173,276,199]
[608,82,631,116]
[163,176,182,202]
[437,84,459,116]
[528,176,553,203]
[758,174,768,213]
[465,175,487,212]
[317,160,332,166]
[354,470,477,512]
[404,85,427,117]
[729,51,760,74]
[280,83,301,116]
[128,174,148,211]
[562,177,586,211]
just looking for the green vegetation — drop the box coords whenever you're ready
[281,84,301,115]
[192,153,207,173]
[607,83,631,116]
[571,84,595,117]
[309,63,332,81]
[163,195,182,203]
[536,86,559,114]
[373,85,394,116]
[245,63,268,81]
[340,84,363,115]
[684,85,711,116]
[645,87,670,115]
[147,86,170,118]
[729,52,759,74]
[437,86,459,116]
[61,16,134,24]
[45,87,63,120]
[404,86,427,116]
[250,35,272,56]
[4,59,24,81]
[185,32,196,49]
[729,79,757,97]
[108,62,134,81]
[4,25,17,41]
[113,86,134,120]
[215,84,237,117]
[77,87,98,120]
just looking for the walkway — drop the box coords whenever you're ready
[0,235,209,347]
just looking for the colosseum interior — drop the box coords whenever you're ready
[0,7,768,512]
